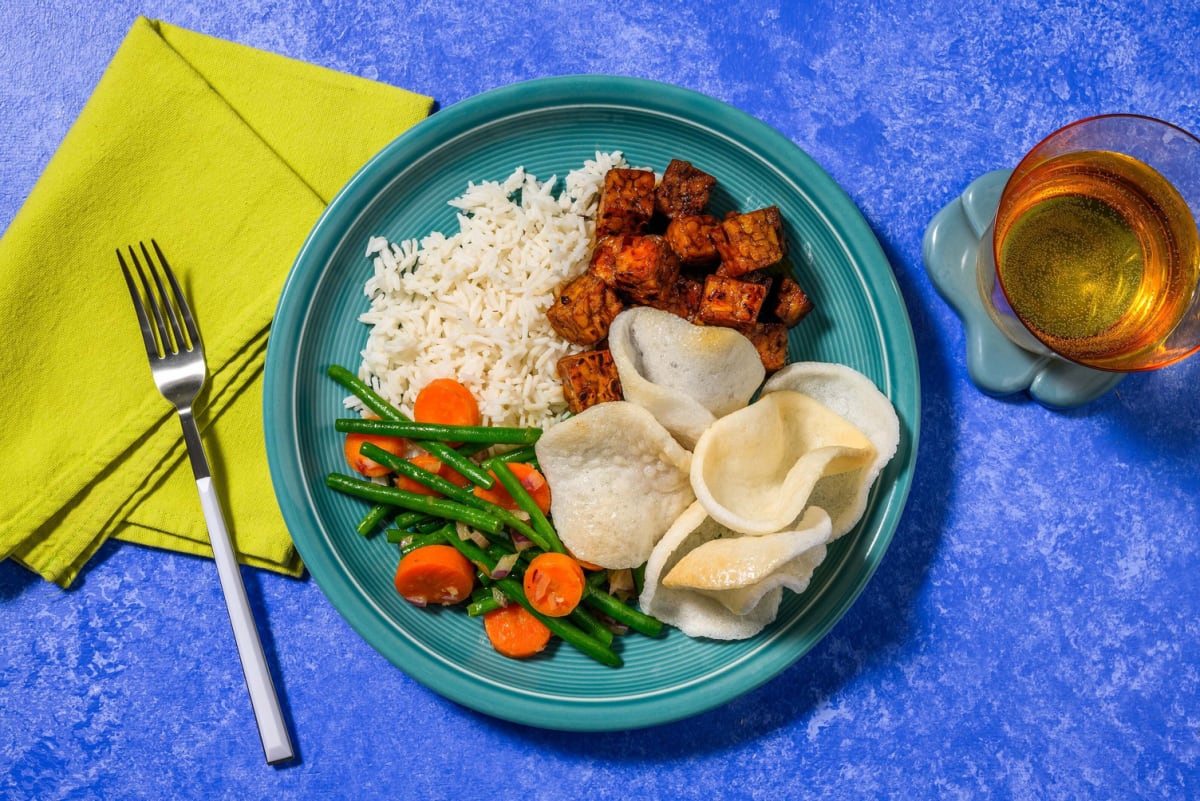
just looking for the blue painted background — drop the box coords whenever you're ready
[3,1,1199,799]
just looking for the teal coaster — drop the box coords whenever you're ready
[921,169,1126,409]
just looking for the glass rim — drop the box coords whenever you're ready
[990,113,1200,372]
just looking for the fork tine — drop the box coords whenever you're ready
[151,239,200,352]
[126,244,171,357]
[140,242,187,354]
[118,248,161,359]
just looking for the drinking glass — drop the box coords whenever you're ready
[976,114,1200,372]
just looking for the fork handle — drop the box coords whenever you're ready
[180,410,295,765]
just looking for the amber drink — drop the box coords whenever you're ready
[981,115,1200,372]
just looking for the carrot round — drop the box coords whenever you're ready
[472,462,552,514]
[483,602,552,658]
[522,552,586,618]
[413,378,482,431]
[344,432,408,477]
[393,544,475,606]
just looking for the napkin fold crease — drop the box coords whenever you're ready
[0,16,433,586]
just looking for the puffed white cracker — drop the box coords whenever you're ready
[690,390,876,536]
[608,307,764,449]
[762,362,900,539]
[640,503,832,639]
[534,401,694,568]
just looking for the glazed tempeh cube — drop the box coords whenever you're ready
[696,273,771,327]
[744,322,789,373]
[595,169,656,236]
[586,234,627,286]
[771,274,815,326]
[664,214,721,268]
[545,273,625,346]
[711,206,787,277]
[556,349,623,413]
[655,159,717,218]
[613,235,682,303]
[643,275,704,321]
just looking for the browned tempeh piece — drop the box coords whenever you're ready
[556,349,623,414]
[545,273,625,346]
[771,274,814,326]
[655,159,717,218]
[613,235,682,303]
[711,206,787,277]
[744,322,789,373]
[643,275,704,321]
[586,234,627,286]
[595,169,656,236]
[696,273,771,327]
[664,213,721,268]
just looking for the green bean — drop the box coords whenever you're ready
[392,510,434,530]
[355,503,392,537]
[483,458,564,553]
[422,446,495,489]
[569,604,616,648]
[467,594,503,617]
[489,444,538,465]
[325,364,402,422]
[390,529,449,553]
[325,473,504,534]
[583,584,664,638]
[336,417,541,446]
[326,365,494,488]
[359,442,554,551]
[439,531,622,667]
[412,518,451,534]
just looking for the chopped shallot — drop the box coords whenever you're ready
[491,552,520,580]
[456,522,491,549]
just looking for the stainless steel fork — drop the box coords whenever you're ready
[119,241,294,765]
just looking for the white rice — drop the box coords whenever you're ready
[353,151,629,429]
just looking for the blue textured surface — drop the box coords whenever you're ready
[3,2,1199,799]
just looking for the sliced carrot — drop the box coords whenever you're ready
[522,552,586,618]
[393,544,475,606]
[344,432,408,477]
[483,602,552,658]
[472,462,552,514]
[413,378,482,432]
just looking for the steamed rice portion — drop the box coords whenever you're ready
[355,152,629,428]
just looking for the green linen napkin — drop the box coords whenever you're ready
[0,17,433,586]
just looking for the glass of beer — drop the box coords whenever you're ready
[977,114,1200,372]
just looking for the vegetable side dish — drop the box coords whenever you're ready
[324,365,661,668]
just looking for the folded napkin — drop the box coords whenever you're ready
[0,17,433,586]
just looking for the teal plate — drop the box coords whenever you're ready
[264,75,920,731]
